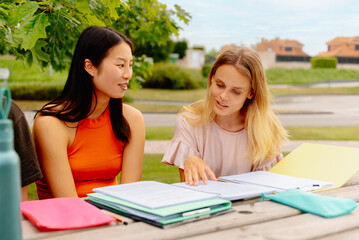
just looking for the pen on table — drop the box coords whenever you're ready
[217,178,231,183]
[297,184,322,191]
[102,210,128,225]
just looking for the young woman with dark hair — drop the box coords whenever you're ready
[34,26,145,199]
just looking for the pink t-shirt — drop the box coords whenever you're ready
[161,113,282,177]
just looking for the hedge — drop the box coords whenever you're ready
[311,57,337,69]
[201,63,212,78]
[142,63,203,89]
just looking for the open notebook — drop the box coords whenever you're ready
[173,171,333,201]
[87,181,232,228]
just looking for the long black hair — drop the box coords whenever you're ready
[37,26,134,143]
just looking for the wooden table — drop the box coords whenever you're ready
[22,173,359,240]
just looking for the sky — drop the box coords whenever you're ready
[162,0,359,56]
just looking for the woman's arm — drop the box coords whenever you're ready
[33,115,78,197]
[120,104,145,184]
[21,186,28,201]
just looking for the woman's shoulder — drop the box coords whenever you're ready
[175,112,205,133]
[34,113,61,126]
[123,104,143,118]
[123,104,144,126]
[34,113,77,131]
[33,114,75,147]
[180,111,200,119]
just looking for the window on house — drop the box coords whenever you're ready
[355,45,359,51]
[285,47,292,52]
[328,46,331,52]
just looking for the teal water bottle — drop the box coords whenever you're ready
[0,87,21,239]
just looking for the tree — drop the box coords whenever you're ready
[113,0,190,63]
[0,0,191,87]
[173,40,188,59]
[205,49,218,64]
[134,39,175,63]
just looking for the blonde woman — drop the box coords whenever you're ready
[162,47,288,185]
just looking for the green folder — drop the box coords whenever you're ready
[87,192,231,228]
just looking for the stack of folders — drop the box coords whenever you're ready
[87,181,232,228]
[173,171,334,201]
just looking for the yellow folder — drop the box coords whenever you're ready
[269,143,359,191]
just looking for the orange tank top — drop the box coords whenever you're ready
[36,108,124,199]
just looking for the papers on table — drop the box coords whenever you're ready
[173,180,278,201]
[93,181,218,209]
[173,171,333,201]
[88,143,359,228]
[219,171,333,192]
[89,181,232,228]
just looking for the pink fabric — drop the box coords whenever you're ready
[21,198,115,231]
[162,113,282,177]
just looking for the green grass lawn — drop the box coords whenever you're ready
[0,56,67,83]
[266,68,359,85]
[146,126,359,141]
[286,126,359,140]
[270,86,359,96]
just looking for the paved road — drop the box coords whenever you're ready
[142,95,359,127]
[24,95,359,127]
[273,95,359,127]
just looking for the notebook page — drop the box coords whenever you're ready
[219,171,333,191]
[93,181,219,209]
[173,180,278,200]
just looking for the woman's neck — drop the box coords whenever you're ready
[89,96,110,119]
[214,112,246,132]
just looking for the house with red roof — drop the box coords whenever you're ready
[317,37,359,64]
[253,37,311,69]
[256,37,310,62]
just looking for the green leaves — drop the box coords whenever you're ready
[7,1,38,26]
[131,56,153,90]
[75,0,105,26]
[16,13,50,50]
[174,4,191,24]
[1,0,191,88]
[30,39,50,63]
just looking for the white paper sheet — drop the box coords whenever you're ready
[219,171,333,191]
[173,180,278,200]
[93,181,218,209]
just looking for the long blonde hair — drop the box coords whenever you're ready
[182,47,288,165]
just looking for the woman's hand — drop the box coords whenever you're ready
[183,156,217,186]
